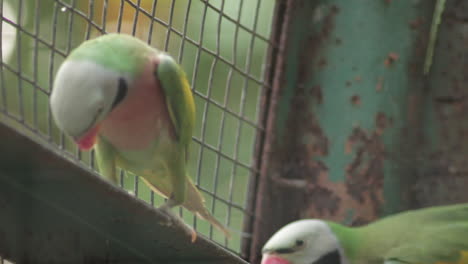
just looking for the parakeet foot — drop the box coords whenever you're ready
[158,204,197,242]
[157,204,174,225]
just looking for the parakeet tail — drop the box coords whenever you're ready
[185,178,231,238]
[140,175,231,238]
[196,210,231,238]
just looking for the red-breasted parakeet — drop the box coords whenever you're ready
[262,203,468,264]
[50,33,230,241]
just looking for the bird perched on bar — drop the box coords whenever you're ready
[261,203,468,264]
[50,33,230,241]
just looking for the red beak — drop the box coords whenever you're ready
[76,125,100,150]
[261,254,291,264]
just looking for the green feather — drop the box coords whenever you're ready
[326,221,361,260]
[156,55,196,157]
[94,135,118,183]
[330,204,468,264]
[67,34,154,76]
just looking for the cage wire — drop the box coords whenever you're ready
[0,0,275,257]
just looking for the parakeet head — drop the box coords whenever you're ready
[50,59,129,149]
[50,34,153,150]
[261,220,345,264]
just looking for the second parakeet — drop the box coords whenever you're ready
[50,33,230,240]
[262,203,468,264]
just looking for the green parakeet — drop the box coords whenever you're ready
[261,203,468,264]
[50,33,230,241]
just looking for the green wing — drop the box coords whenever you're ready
[154,54,196,205]
[155,54,196,152]
[382,204,468,264]
[95,135,118,184]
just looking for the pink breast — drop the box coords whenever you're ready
[100,58,175,150]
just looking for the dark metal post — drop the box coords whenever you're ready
[409,1,468,208]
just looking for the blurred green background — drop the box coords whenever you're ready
[0,0,274,253]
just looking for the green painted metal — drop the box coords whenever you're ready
[0,121,248,264]
[249,0,438,262]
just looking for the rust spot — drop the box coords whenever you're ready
[384,0,392,4]
[375,112,391,135]
[409,17,424,30]
[345,126,385,214]
[277,82,390,221]
[376,76,384,91]
[273,82,331,218]
[320,5,339,39]
[305,185,341,215]
[384,52,400,67]
[304,169,381,223]
[409,62,420,77]
[310,85,323,104]
[345,140,353,154]
[281,2,338,185]
[306,118,329,156]
[388,52,399,61]
[330,4,340,14]
[318,57,327,68]
[354,75,362,82]
[350,95,361,106]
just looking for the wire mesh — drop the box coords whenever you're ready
[0,0,275,255]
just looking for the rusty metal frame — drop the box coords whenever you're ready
[241,0,292,261]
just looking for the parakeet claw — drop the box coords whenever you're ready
[185,226,197,243]
[158,203,198,242]
[157,203,176,226]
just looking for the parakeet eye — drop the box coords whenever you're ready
[111,78,128,109]
[295,239,304,247]
[269,240,305,254]
[274,248,295,254]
